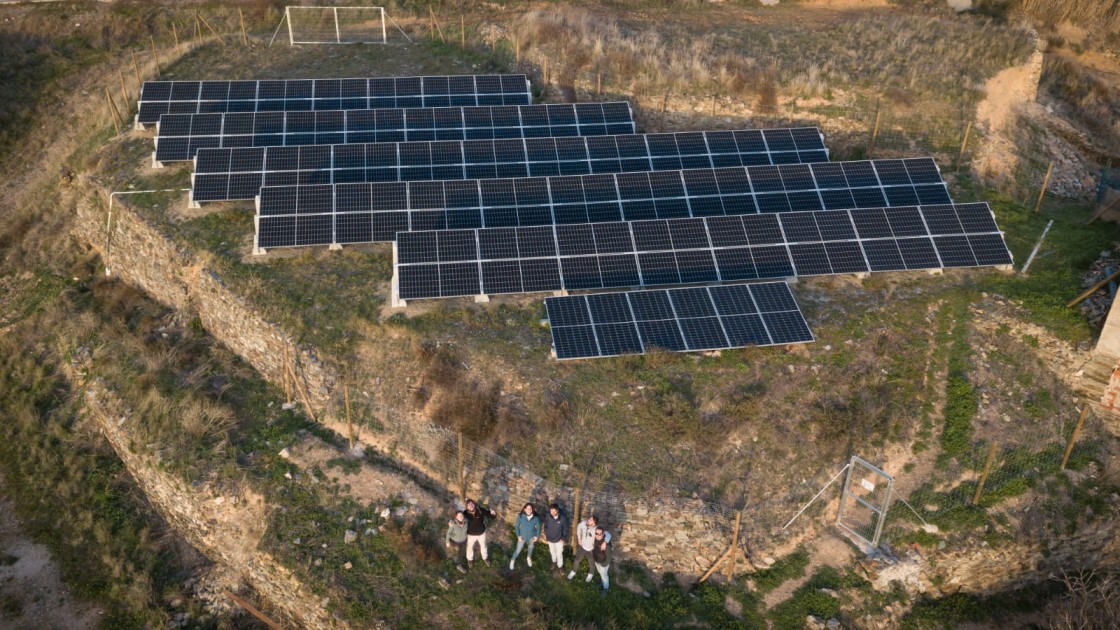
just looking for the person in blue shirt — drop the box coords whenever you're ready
[509,502,541,570]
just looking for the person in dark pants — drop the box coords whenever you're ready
[591,526,612,590]
[462,498,497,569]
[568,515,610,581]
[542,503,569,571]
[445,510,468,574]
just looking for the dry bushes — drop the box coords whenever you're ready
[1018,0,1120,35]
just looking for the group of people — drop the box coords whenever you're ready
[445,499,613,590]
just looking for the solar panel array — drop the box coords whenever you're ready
[392,203,1013,301]
[545,283,814,359]
[194,128,829,203]
[253,158,944,248]
[137,74,532,125]
[154,103,636,162]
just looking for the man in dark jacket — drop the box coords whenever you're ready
[462,499,497,569]
[542,503,569,570]
[591,526,612,590]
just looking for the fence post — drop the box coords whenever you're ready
[972,443,997,505]
[597,73,602,98]
[724,510,742,581]
[514,36,520,64]
[867,100,882,157]
[711,94,717,118]
[118,69,131,109]
[172,22,181,57]
[461,14,465,47]
[660,91,670,132]
[149,35,160,76]
[955,121,972,172]
[240,8,249,46]
[1034,161,1054,214]
[457,431,465,502]
[1061,406,1090,470]
[131,51,143,90]
[344,384,354,451]
[282,346,292,404]
[105,89,122,134]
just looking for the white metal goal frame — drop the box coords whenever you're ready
[286,6,387,45]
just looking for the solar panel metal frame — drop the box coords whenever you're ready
[544,282,814,359]
[191,127,830,205]
[153,102,637,163]
[135,74,532,127]
[252,157,947,250]
[390,202,1013,303]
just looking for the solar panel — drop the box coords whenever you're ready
[254,158,948,247]
[136,74,532,126]
[544,282,813,359]
[192,128,830,204]
[391,203,1012,301]
[153,103,636,163]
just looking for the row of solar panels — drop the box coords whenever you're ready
[188,131,831,204]
[137,74,534,125]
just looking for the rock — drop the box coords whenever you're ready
[364,527,379,536]
[284,471,292,480]
[438,577,450,590]
[380,508,391,519]
[282,402,296,410]
[819,588,840,598]
[278,448,291,459]
[762,556,776,566]
[343,562,353,570]
[344,530,357,544]
[826,619,841,630]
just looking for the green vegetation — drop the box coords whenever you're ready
[750,547,810,594]
[939,305,976,462]
[767,566,869,629]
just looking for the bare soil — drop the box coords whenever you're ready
[0,480,103,629]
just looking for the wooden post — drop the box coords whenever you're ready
[570,481,583,548]
[1061,406,1090,470]
[282,346,292,404]
[457,431,466,502]
[1034,161,1054,214]
[118,69,131,108]
[1088,195,1120,225]
[223,592,282,630]
[711,94,717,118]
[195,12,203,40]
[460,14,465,47]
[724,511,742,581]
[150,35,160,76]
[868,101,882,157]
[344,384,354,450]
[660,91,670,132]
[172,22,181,57]
[955,121,972,172]
[198,13,225,45]
[288,359,317,423]
[239,8,249,46]
[597,73,602,98]
[131,51,143,90]
[972,443,997,505]
[514,36,520,63]
[1068,268,1120,307]
[105,90,122,134]
[542,58,549,98]
[430,7,445,43]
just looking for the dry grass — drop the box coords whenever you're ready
[511,7,1033,104]
[1018,0,1120,34]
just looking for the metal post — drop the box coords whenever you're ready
[872,477,893,547]
[239,8,248,46]
[835,456,857,525]
[285,7,294,46]
[381,8,386,44]
[333,7,341,44]
[1061,406,1090,470]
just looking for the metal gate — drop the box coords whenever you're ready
[837,456,893,549]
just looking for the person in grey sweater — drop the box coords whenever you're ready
[445,511,468,574]
[542,503,569,570]
[509,502,541,570]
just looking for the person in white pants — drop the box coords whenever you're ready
[542,503,569,570]
[462,499,496,569]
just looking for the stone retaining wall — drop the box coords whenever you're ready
[69,365,350,630]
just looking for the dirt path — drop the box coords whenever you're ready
[0,479,103,629]
[762,530,856,608]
